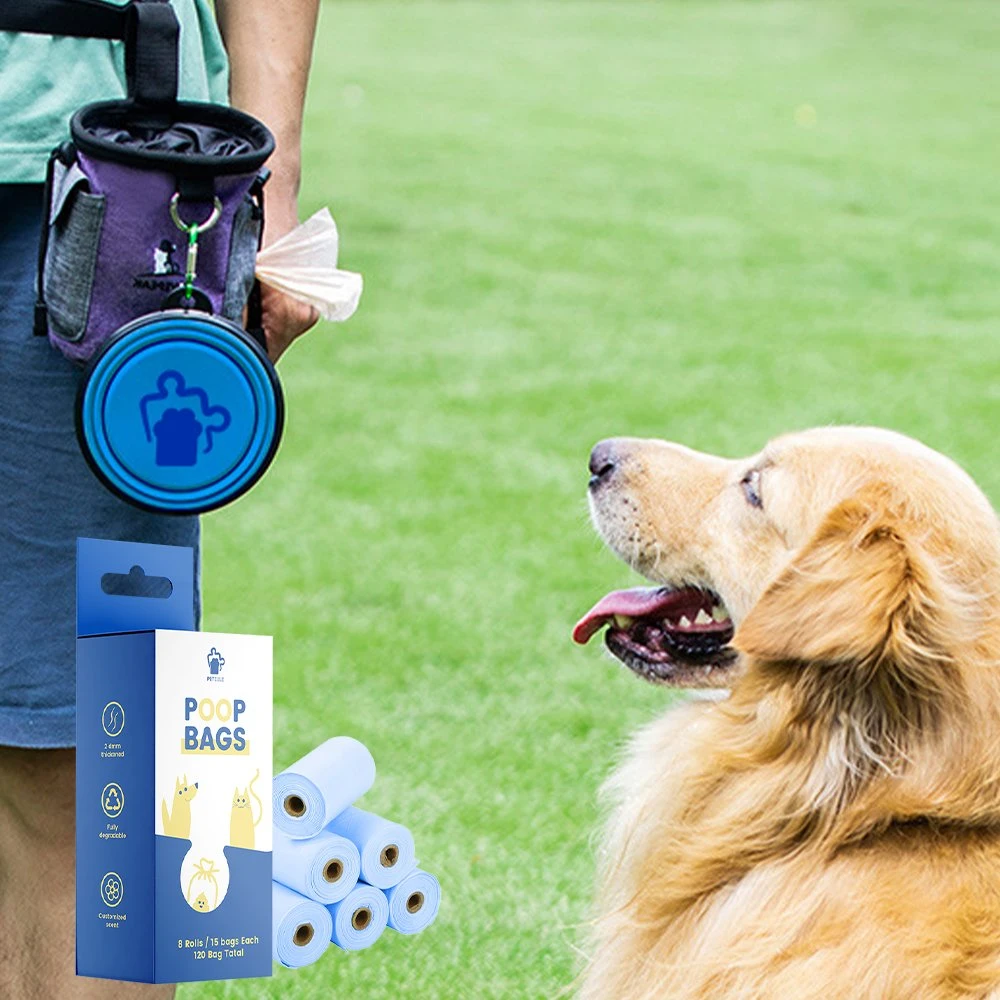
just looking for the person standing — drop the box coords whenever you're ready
[0,2,320,996]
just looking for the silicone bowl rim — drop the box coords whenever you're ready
[75,310,284,515]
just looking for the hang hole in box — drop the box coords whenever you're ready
[101,564,173,599]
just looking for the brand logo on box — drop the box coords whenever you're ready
[207,647,225,683]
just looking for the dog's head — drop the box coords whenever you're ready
[175,775,199,802]
[576,427,1000,693]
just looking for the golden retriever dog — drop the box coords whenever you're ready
[573,427,1000,999]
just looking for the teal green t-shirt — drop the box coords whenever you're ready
[0,0,229,183]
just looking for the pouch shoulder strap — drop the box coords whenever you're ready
[0,0,179,106]
[124,2,179,106]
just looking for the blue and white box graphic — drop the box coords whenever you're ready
[76,538,272,983]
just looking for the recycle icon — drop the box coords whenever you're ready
[102,782,124,818]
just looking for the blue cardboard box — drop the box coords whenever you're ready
[75,538,272,983]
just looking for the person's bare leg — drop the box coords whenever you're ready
[0,747,175,1000]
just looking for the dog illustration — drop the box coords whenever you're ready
[152,239,179,276]
[576,427,1000,999]
[229,768,263,849]
[161,775,198,839]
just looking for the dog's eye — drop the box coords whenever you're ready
[741,468,763,509]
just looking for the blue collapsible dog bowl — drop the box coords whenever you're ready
[76,311,284,514]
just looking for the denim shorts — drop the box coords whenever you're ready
[0,184,199,748]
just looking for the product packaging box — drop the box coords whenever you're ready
[75,538,273,983]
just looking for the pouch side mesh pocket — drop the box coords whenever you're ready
[221,195,261,322]
[44,190,106,344]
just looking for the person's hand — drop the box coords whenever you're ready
[258,193,320,362]
[260,282,319,363]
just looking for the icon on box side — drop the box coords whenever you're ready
[101,872,124,908]
[102,702,125,737]
[102,782,124,819]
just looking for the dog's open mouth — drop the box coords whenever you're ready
[573,586,737,685]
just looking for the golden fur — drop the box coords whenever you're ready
[582,427,1000,1000]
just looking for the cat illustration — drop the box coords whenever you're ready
[230,768,262,849]
[161,775,198,839]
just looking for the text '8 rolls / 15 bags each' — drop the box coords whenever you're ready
[13,0,281,514]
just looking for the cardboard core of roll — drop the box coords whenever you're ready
[324,858,344,883]
[406,891,424,914]
[381,844,399,867]
[284,794,306,817]
[293,922,314,947]
[352,907,371,931]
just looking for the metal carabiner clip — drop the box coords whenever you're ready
[169,193,223,234]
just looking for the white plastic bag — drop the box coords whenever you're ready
[255,208,363,322]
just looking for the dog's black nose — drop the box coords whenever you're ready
[589,439,618,488]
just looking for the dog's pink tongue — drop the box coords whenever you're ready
[573,587,681,644]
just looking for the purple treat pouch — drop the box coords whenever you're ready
[39,99,273,363]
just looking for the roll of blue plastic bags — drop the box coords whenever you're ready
[327,882,389,951]
[385,869,440,935]
[272,881,333,969]
[273,737,376,839]
[273,829,362,905]
[326,806,416,889]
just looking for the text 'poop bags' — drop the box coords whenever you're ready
[255,208,363,322]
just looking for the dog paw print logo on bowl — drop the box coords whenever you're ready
[139,370,231,469]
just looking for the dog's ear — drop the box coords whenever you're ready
[175,776,181,791]
[735,486,960,677]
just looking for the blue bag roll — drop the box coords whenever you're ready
[385,869,440,935]
[272,881,333,969]
[273,737,376,839]
[326,806,416,890]
[327,882,389,951]
[273,829,361,905]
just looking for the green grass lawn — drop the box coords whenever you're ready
[185,2,1000,996]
